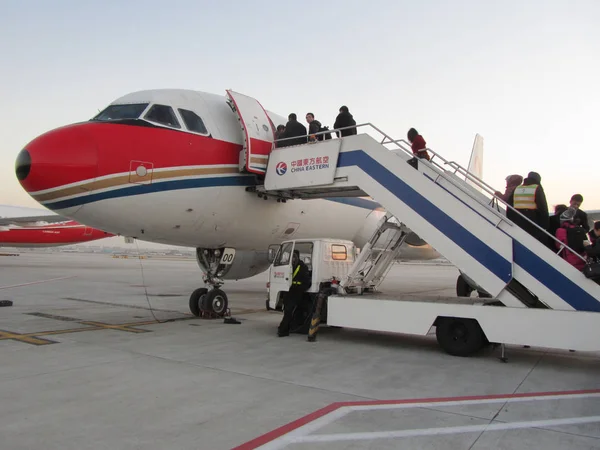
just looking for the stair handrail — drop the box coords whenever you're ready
[271,123,588,263]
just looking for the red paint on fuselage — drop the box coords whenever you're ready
[0,221,114,247]
[20,123,99,193]
[94,122,241,178]
[22,122,242,194]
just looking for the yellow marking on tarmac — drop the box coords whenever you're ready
[0,330,57,346]
[0,275,77,290]
[1,308,266,347]
[0,318,160,346]
[80,321,155,333]
[234,308,267,315]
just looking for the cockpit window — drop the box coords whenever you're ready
[92,103,149,121]
[178,108,208,135]
[144,104,181,129]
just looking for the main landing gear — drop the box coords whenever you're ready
[189,248,230,318]
[456,273,492,298]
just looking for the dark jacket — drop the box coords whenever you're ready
[274,130,285,148]
[548,212,569,239]
[547,214,562,249]
[308,120,323,141]
[291,260,311,292]
[586,236,600,259]
[333,111,357,137]
[574,209,590,233]
[506,190,520,224]
[281,120,307,147]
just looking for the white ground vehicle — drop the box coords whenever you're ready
[266,239,358,313]
[259,127,600,358]
[266,227,600,358]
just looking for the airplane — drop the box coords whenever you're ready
[0,204,114,248]
[14,88,596,316]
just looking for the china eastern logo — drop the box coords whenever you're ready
[275,162,287,176]
[291,156,330,173]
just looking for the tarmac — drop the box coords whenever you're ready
[0,252,599,449]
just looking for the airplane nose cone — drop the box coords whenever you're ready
[17,124,98,202]
[15,149,31,181]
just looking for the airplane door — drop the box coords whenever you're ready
[226,90,275,175]
[268,241,294,309]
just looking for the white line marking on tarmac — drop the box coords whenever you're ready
[296,416,600,444]
[345,392,600,412]
[256,392,600,450]
[0,275,76,290]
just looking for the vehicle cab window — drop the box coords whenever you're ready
[274,242,293,266]
[144,104,181,129]
[178,108,208,134]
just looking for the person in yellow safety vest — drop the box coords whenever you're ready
[277,250,312,337]
[511,171,549,244]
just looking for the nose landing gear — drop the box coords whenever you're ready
[189,248,231,318]
[189,287,229,318]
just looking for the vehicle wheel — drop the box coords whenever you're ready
[457,275,492,298]
[189,288,208,317]
[436,317,486,357]
[456,275,474,297]
[203,289,228,316]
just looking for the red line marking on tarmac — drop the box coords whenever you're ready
[233,388,600,450]
[0,275,77,290]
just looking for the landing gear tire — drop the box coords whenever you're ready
[436,317,487,357]
[202,288,229,317]
[189,288,208,317]
[456,274,492,298]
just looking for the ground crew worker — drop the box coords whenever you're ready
[277,250,312,337]
[494,174,523,203]
[511,171,549,243]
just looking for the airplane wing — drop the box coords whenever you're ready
[0,204,69,226]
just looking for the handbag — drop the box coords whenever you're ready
[583,261,600,280]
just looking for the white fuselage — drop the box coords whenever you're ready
[18,89,440,260]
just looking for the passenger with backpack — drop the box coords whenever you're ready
[583,222,600,282]
[585,221,600,261]
[555,207,587,271]
[333,106,357,137]
[305,113,332,142]
[281,113,308,147]
[568,193,592,236]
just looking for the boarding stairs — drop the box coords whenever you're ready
[339,213,407,293]
[258,124,600,314]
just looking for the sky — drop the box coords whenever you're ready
[1,0,599,219]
